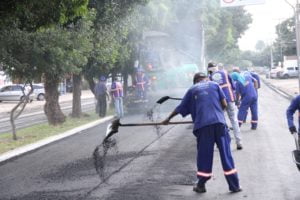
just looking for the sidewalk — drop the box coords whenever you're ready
[0,90,95,116]
[261,76,299,100]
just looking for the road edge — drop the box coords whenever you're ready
[261,78,294,100]
[0,115,114,164]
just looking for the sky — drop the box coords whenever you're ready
[238,0,295,50]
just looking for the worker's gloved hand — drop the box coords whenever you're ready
[235,100,240,107]
[289,126,297,134]
[161,118,170,125]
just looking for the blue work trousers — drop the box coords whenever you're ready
[113,97,124,118]
[136,88,147,100]
[238,97,258,129]
[194,123,240,192]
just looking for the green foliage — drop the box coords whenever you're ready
[0,13,93,83]
[240,47,271,67]
[83,0,149,80]
[255,40,266,52]
[273,17,296,63]
[135,0,252,64]
[0,0,252,87]
[0,0,89,31]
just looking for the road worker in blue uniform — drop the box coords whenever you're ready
[250,71,261,89]
[110,77,124,118]
[231,72,258,130]
[286,95,300,143]
[233,68,260,123]
[134,67,149,101]
[162,72,241,193]
[208,62,242,150]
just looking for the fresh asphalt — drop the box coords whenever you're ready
[1,82,300,200]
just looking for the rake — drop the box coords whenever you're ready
[105,118,192,142]
[156,96,183,104]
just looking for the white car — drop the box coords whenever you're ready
[0,84,35,102]
[270,67,282,79]
[278,66,299,79]
[32,84,45,101]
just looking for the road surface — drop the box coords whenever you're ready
[0,82,300,200]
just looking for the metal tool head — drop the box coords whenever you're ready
[104,118,120,142]
[156,96,170,104]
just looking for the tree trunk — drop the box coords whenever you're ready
[10,83,33,140]
[44,77,66,125]
[71,74,82,118]
[123,72,128,96]
[87,77,95,95]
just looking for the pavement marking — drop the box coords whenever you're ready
[0,115,114,163]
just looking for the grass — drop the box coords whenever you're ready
[0,111,113,155]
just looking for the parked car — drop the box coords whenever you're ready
[0,84,35,102]
[278,66,299,79]
[32,84,45,101]
[270,67,282,79]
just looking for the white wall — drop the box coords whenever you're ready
[0,71,12,87]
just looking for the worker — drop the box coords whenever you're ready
[94,76,109,117]
[231,72,258,130]
[208,62,242,150]
[162,72,241,193]
[232,68,260,123]
[110,77,124,118]
[250,71,261,89]
[134,67,149,102]
[286,95,300,143]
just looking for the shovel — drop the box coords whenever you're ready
[105,118,193,142]
[292,132,300,171]
[156,96,182,104]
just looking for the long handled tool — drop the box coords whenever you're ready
[292,132,300,171]
[105,118,192,142]
[156,96,182,104]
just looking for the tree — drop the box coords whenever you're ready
[0,0,90,125]
[0,28,39,139]
[255,40,266,52]
[273,17,296,63]
[0,0,89,31]
[68,13,94,118]
[83,0,149,95]
[136,0,252,64]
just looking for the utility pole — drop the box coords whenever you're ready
[284,0,300,93]
[200,23,206,72]
[270,45,274,70]
[296,1,300,93]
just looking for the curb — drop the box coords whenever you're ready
[261,78,294,100]
[0,115,114,164]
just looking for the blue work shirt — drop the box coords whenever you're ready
[286,95,300,131]
[235,75,257,102]
[94,81,107,97]
[175,80,226,131]
[210,70,235,103]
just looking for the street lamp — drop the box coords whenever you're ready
[284,0,300,93]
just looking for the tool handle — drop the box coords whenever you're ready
[294,132,300,150]
[120,121,193,127]
[169,97,183,100]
